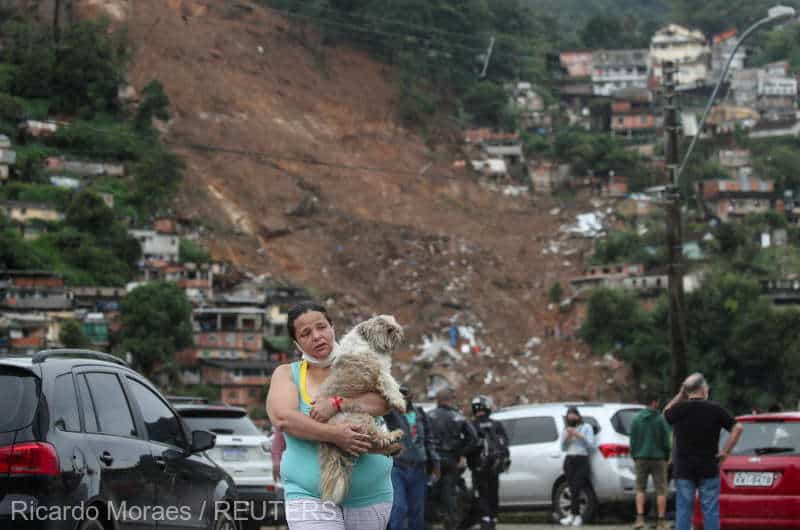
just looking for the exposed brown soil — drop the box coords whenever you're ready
[115,0,632,405]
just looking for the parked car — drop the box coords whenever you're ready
[693,412,800,529]
[492,402,647,523]
[175,403,282,529]
[0,349,239,530]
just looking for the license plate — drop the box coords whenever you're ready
[222,447,248,461]
[733,472,774,487]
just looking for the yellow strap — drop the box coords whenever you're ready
[299,360,313,406]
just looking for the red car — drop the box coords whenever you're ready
[693,412,800,529]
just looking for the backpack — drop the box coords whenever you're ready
[474,419,509,473]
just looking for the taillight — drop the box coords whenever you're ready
[0,443,60,475]
[598,443,630,458]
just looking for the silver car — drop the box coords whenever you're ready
[492,402,646,522]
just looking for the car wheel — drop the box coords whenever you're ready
[214,508,239,530]
[552,479,598,523]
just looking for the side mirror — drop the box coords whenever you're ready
[190,430,216,453]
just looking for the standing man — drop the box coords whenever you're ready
[384,384,440,530]
[664,373,744,530]
[468,395,510,530]
[427,387,480,530]
[630,394,672,530]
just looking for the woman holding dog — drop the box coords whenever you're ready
[267,302,394,530]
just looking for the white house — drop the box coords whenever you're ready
[650,24,711,89]
[129,229,180,262]
[591,49,650,96]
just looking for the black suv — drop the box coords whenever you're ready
[0,349,239,530]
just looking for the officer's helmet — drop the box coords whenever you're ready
[471,394,494,415]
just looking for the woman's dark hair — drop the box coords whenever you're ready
[287,301,332,341]
[566,406,582,421]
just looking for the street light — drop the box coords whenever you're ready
[662,5,797,393]
[676,4,797,182]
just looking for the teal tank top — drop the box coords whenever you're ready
[280,361,394,507]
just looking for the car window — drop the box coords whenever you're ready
[180,412,261,436]
[0,367,39,432]
[503,416,558,446]
[84,373,137,437]
[729,421,800,455]
[127,378,186,448]
[75,374,99,432]
[611,408,642,435]
[52,374,81,432]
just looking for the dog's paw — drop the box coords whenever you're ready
[388,395,406,413]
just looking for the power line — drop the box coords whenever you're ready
[257,7,545,64]
[264,4,537,48]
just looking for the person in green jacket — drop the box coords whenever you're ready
[630,393,672,530]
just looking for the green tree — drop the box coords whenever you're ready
[118,282,193,377]
[179,239,211,264]
[462,81,509,127]
[59,319,90,348]
[135,80,171,131]
[131,147,185,215]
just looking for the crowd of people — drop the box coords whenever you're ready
[266,302,743,530]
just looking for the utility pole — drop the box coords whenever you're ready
[663,61,689,393]
[480,35,495,78]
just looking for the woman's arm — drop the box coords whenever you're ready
[267,365,371,456]
[310,391,391,422]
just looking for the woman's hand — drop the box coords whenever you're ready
[330,423,372,456]
[310,397,338,423]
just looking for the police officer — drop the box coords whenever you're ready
[468,395,510,530]
[427,387,479,530]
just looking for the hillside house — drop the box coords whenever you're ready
[707,104,760,134]
[463,129,519,145]
[0,313,48,353]
[697,178,781,221]
[178,306,266,386]
[650,24,711,89]
[601,175,629,197]
[559,51,594,78]
[199,359,279,410]
[470,159,508,179]
[129,228,179,262]
[0,270,71,312]
[20,120,58,138]
[731,68,759,107]
[749,118,800,139]
[591,49,650,96]
[81,313,110,349]
[264,284,312,338]
[0,135,10,149]
[610,88,658,141]
[0,145,15,182]
[718,149,752,179]
[70,286,125,312]
[710,30,746,84]
[0,201,64,224]
[530,161,571,194]
[569,263,645,296]
[44,157,126,177]
[757,61,797,118]
[761,278,800,305]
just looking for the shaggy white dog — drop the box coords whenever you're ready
[317,315,407,503]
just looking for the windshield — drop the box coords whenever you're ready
[181,414,262,436]
[0,368,39,432]
[728,422,800,456]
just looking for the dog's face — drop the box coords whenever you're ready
[357,314,404,355]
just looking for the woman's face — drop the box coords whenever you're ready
[293,311,335,360]
[567,413,580,424]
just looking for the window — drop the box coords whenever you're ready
[84,373,137,437]
[127,378,185,448]
[249,388,257,398]
[75,375,98,432]
[502,416,559,446]
[53,374,81,432]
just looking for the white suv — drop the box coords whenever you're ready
[175,403,280,529]
[492,402,646,522]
